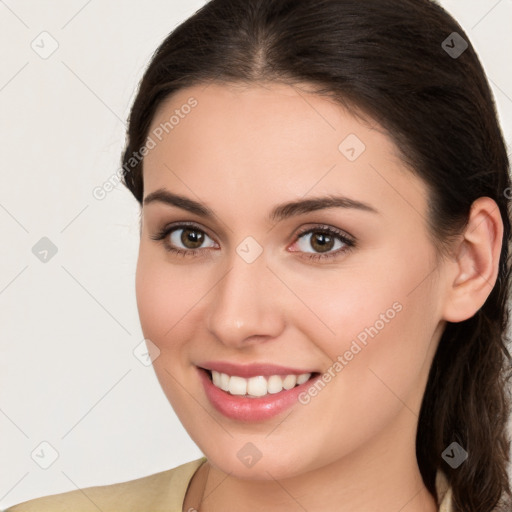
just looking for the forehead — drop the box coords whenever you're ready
[142,82,428,226]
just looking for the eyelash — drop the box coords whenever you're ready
[150,222,356,261]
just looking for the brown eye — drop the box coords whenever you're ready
[180,227,205,249]
[296,229,346,254]
[308,232,336,253]
[150,223,217,255]
[290,225,356,261]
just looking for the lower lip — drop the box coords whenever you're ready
[197,367,320,422]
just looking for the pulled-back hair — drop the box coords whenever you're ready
[121,1,512,510]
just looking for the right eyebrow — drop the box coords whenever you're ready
[143,189,214,218]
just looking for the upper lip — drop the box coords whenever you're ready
[198,361,318,378]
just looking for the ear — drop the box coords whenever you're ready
[442,197,504,323]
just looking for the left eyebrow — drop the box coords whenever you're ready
[269,195,379,222]
[142,188,379,222]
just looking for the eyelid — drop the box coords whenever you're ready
[287,224,356,260]
[293,223,355,244]
[151,221,356,260]
[151,220,218,244]
[149,221,219,258]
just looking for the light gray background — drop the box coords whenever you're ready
[1,0,511,509]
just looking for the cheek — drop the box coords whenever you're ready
[134,249,202,411]
[135,247,203,345]
[289,245,439,406]
[279,263,439,463]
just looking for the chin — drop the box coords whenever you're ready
[199,439,320,481]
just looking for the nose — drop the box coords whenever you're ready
[205,247,286,348]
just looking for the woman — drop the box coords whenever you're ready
[6,0,511,511]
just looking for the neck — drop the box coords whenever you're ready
[196,408,438,512]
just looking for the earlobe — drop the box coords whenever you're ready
[442,197,503,323]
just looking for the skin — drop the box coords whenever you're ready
[135,82,503,512]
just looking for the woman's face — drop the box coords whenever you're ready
[136,82,449,479]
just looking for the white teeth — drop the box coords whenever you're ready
[282,374,297,390]
[210,370,312,397]
[267,375,284,394]
[212,371,221,387]
[220,372,230,392]
[296,373,310,385]
[229,376,247,395]
[247,376,267,397]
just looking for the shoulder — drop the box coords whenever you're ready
[3,457,207,512]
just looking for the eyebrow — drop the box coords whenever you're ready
[143,188,379,222]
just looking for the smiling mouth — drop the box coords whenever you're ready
[202,368,320,398]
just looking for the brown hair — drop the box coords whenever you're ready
[121,1,512,510]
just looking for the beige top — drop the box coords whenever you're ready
[3,456,453,512]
